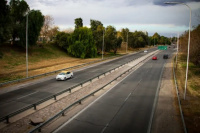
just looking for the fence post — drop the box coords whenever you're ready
[6,116,9,123]
[34,104,37,110]
[62,112,65,116]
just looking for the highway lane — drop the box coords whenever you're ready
[0,48,157,118]
[54,48,174,133]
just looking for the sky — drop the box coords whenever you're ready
[19,0,200,37]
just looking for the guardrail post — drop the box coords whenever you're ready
[69,88,71,93]
[34,104,37,110]
[6,116,9,123]
[62,112,65,116]
[54,95,56,100]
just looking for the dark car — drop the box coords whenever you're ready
[163,54,168,59]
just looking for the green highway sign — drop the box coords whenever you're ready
[158,46,167,50]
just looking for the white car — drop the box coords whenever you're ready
[56,71,73,81]
[144,50,148,53]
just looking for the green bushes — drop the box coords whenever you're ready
[55,27,97,58]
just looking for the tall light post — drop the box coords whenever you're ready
[165,2,191,100]
[26,10,33,78]
[176,33,179,68]
[102,28,106,60]
[126,31,128,53]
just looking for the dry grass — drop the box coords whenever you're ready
[175,53,200,133]
[0,43,151,88]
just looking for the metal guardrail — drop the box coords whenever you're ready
[0,55,124,87]
[0,53,144,123]
[29,53,151,133]
[173,56,187,133]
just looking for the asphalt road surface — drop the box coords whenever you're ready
[0,48,157,119]
[54,49,174,133]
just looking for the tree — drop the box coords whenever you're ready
[127,31,148,48]
[48,26,59,41]
[95,25,104,52]
[90,19,103,32]
[127,32,135,48]
[121,28,129,42]
[55,31,71,50]
[90,19,104,52]
[180,25,200,66]
[152,32,160,45]
[104,25,121,54]
[40,15,54,42]
[68,27,97,58]
[105,26,117,52]
[18,10,44,47]
[0,0,11,43]
[113,36,122,54]
[9,0,30,45]
[75,18,83,29]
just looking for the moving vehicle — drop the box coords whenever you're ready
[56,71,73,80]
[152,56,157,60]
[163,54,168,59]
[144,50,148,53]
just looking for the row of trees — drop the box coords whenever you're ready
[149,32,171,45]
[55,18,123,58]
[0,0,44,47]
[179,24,200,66]
[55,18,171,58]
[1,1,171,59]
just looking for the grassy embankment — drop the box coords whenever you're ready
[0,43,144,85]
[175,53,200,133]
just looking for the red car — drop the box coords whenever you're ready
[152,56,157,60]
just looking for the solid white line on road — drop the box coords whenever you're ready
[17,91,38,99]
[124,93,132,102]
[101,123,109,133]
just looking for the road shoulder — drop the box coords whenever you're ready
[151,55,184,133]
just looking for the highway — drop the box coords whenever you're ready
[54,48,174,133]
[0,48,157,119]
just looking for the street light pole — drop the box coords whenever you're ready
[176,33,179,68]
[126,31,128,53]
[26,13,29,78]
[102,29,104,60]
[164,2,191,100]
[26,10,33,78]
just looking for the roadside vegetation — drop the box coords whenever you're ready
[175,24,200,133]
[0,0,171,84]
